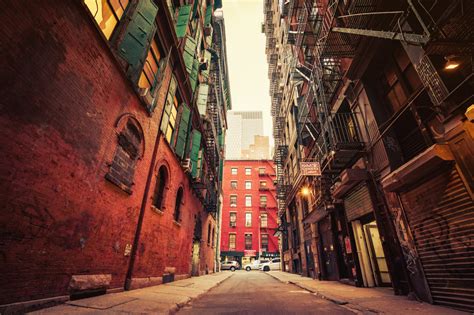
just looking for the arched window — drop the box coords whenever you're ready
[153,166,168,210]
[105,118,143,194]
[207,223,211,245]
[174,187,183,221]
[211,227,215,247]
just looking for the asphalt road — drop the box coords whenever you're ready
[177,271,353,315]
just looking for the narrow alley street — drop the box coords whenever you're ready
[1,0,472,314]
[178,271,351,315]
[30,271,467,314]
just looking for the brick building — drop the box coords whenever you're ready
[0,0,230,311]
[220,160,280,266]
[264,0,473,312]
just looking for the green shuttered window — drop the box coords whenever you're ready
[175,104,192,159]
[118,0,159,81]
[175,5,191,38]
[197,84,209,115]
[183,36,197,74]
[204,6,212,26]
[190,58,199,91]
[190,130,202,178]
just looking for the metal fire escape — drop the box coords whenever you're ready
[201,56,223,214]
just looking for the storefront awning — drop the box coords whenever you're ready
[382,144,454,192]
[220,251,244,257]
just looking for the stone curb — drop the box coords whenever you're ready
[170,273,234,314]
[266,273,380,314]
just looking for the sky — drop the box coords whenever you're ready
[222,0,273,142]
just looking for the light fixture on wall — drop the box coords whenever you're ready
[444,55,461,70]
[300,186,311,197]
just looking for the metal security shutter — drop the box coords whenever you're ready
[400,167,474,312]
[344,183,374,221]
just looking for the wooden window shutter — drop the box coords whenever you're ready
[118,0,158,81]
[175,5,192,38]
[204,6,212,26]
[197,84,209,115]
[190,58,200,92]
[190,130,202,178]
[175,103,192,159]
[183,36,197,74]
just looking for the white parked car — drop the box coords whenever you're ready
[260,258,281,271]
[243,259,270,271]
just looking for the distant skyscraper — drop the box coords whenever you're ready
[241,135,270,160]
[226,111,264,159]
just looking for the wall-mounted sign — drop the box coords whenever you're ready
[300,162,321,176]
[244,250,256,257]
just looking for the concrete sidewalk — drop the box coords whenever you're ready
[30,272,233,314]
[268,271,466,315]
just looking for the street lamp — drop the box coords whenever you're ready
[444,55,461,70]
[300,186,311,197]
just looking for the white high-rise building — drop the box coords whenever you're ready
[225,111,264,159]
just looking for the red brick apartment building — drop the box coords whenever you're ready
[220,160,280,266]
[0,0,230,312]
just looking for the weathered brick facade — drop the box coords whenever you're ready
[0,0,226,308]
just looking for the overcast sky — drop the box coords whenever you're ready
[222,0,273,142]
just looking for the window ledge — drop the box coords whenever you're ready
[173,220,181,227]
[151,206,164,215]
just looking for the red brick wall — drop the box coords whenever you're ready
[220,160,279,256]
[0,0,212,304]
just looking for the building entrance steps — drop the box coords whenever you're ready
[267,271,467,315]
[29,272,234,314]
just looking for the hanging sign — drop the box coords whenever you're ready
[300,162,321,176]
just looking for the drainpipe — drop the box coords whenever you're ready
[125,63,171,290]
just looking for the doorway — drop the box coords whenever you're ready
[191,241,200,276]
[352,220,391,287]
[319,216,339,280]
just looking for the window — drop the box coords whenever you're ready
[174,187,183,221]
[261,234,268,252]
[84,0,130,39]
[245,212,252,227]
[231,168,238,175]
[258,167,265,175]
[260,195,267,207]
[245,233,252,250]
[229,212,237,227]
[207,223,211,245]
[211,227,215,247]
[245,195,252,207]
[261,213,268,228]
[230,181,237,189]
[138,39,161,90]
[230,195,237,207]
[245,181,252,189]
[152,166,168,210]
[229,234,236,250]
[105,118,143,194]
[260,181,267,188]
[160,76,179,144]
[245,168,251,175]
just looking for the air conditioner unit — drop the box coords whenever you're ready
[181,158,192,173]
[230,222,236,228]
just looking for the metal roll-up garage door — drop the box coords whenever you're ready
[344,183,374,221]
[400,167,474,312]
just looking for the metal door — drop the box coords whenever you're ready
[400,167,474,312]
